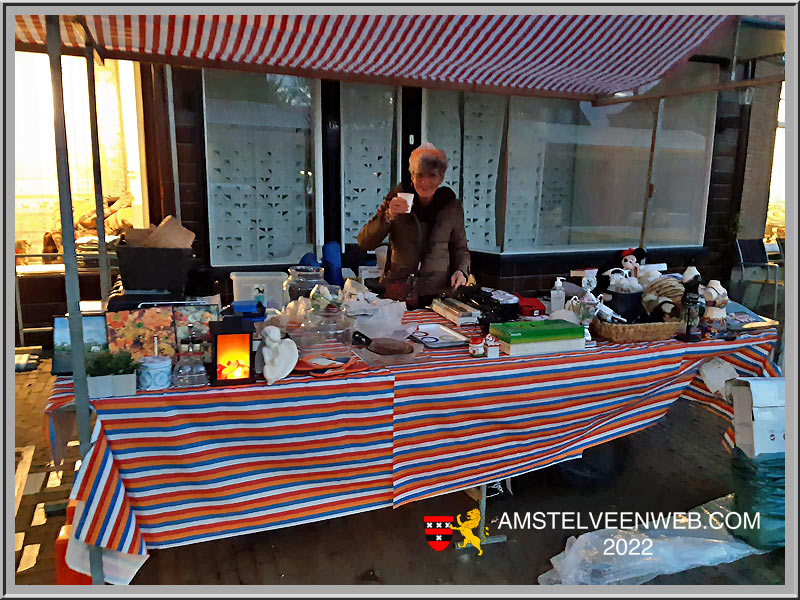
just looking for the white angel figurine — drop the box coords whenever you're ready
[260,325,298,385]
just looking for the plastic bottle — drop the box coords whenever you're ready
[550,277,566,313]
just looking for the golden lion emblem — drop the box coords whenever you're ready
[449,508,489,556]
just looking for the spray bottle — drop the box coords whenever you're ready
[550,277,566,313]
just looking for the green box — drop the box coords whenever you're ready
[489,319,585,344]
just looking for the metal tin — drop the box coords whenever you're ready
[138,356,173,391]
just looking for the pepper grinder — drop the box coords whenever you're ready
[677,266,703,342]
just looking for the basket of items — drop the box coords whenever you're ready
[590,318,684,343]
[588,249,693,343]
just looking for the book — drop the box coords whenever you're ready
[500,337,586,356]
[725,301,778,331]
[490,319,585,344]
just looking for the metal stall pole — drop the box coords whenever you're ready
[477,484,507,547]
[639,98,664,248]
[46,15,105,585]
[85,39,111,305]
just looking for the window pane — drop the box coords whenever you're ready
[645,65,718,247]
[462,93,505,252]
[505,97,579,251]
[504,96,652,250]
[14,52,145,260]
[425,90,462,196]
[340,82,396,244]
[204,70,315,266]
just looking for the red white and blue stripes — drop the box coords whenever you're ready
[390,312,779,506]
[14,14,729,95]
[54,310,778,566]
[67,370,396,554]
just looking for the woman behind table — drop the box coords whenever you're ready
[356,143,470,307]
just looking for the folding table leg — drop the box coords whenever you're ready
[477,484,507,546]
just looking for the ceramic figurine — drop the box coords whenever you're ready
[682,266,702,287]
[703,280,729,307]
[700,280,729,338]
[604,268,643,294]
[650,297,678,322]
[260,325,299,385]
[484,334,501,359]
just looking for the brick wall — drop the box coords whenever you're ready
[739,61,782,240]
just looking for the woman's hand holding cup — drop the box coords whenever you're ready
[386,194,413,221]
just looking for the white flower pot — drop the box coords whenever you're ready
[87,373,137,399]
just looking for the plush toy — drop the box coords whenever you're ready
[620,248,639,276]
[620,247,648,277]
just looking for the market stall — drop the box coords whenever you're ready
[14,12,786,585]
[44,305,779,582]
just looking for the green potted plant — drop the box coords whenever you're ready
[85,351,138,398]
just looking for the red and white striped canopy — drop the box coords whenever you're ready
[15,14,729,96]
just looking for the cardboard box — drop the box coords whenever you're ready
[726,377,785,458]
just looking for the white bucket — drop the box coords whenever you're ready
[230,272,289,308]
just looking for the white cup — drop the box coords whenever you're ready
[397,192,414,213]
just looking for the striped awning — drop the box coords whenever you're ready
[14,14,730,96]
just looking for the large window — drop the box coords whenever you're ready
[14,52,147,262]
[199,65,719,264]
[422,62,719,253]
[339,82,399,245]
[203,69,319,266]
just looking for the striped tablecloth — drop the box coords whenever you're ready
[389,312,780,506]
[66,369,396,556]
[52,310,779,565]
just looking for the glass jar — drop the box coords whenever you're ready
[172,353,208,387]
[284,266,326,302]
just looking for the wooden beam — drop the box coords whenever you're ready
[75,15,104,65]
[593,73,785,106]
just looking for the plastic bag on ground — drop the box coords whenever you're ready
[730,447,785,550]
[538,495,767,585]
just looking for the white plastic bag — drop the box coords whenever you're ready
[538,495,766,585]
[66,501,149,584]
[354,301,411,339]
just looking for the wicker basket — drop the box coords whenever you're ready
[590,319,683,343]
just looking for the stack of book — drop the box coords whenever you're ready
[489,319,586,356]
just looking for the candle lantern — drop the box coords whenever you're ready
[210,317,255,386]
